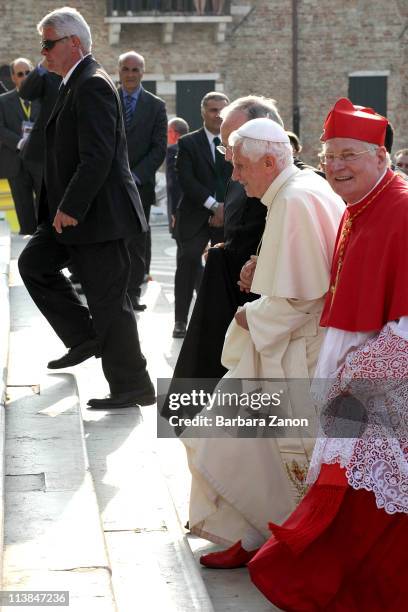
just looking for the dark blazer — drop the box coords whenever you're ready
[19,66,61,166]
[118,86,167,204]
[175,127,232,241]
[0,88,40,178]
[165,142,181,233]
[42,55,147,245]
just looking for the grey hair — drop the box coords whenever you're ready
[168,117,189,136]
[201,91,229,109]
[220,95,284,127]
[118,51,145,70]
[230,133,293,171]
[37,7,92,53]
[10,57,33,75]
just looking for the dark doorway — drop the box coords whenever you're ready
[348,75,387,116]
[176,80,215,131]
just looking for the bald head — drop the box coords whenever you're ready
[118,51,145,94]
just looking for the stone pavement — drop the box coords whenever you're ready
[0,214,277,611]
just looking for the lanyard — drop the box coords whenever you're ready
[19,99,31,120]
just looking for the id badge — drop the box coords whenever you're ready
[21,120,34,139]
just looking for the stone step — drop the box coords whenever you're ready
[2,375,116,611]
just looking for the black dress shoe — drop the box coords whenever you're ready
[129,294,147,311]
[172,321,186,338]
[87,385,156,409]
[47,338,100,369]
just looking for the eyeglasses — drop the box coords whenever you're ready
[216,144,231,155]
[41,36,69,51]
[397,162,408,170]
[15,70,30,77]
[318,149,375,165]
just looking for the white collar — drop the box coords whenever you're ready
[62,53,91,86]
[203,125,220,145]
[261,164,299,208]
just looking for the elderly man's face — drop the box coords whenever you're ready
[232,145,274,198]
[40,26,76,76]
[324,137,387,204]
[11,60,32,90]
[220,110,247,163]
[119,55,144,93]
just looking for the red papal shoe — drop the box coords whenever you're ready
[199,540,259,569]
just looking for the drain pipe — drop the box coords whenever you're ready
[292,0,300,135]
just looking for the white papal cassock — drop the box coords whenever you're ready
[183,165,344,545]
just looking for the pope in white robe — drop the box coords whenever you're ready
[181,119,344,567]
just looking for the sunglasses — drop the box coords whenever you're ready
[15,70,30,77]
[41,36,69,51]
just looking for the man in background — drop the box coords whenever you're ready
[118,51,167,310]
[166,116,189,236]
[0,57,40,234]
[173,91,231,338]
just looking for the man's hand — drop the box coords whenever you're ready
[238,255,257,293]
[203,241,225,261]
[171,214,176,229]
[209,202,224,228]
[234,307,249,330]
[53,211,78,234]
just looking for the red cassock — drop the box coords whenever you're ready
[320,169,408,332]
[248,170,408,611]
[248,463,408,611]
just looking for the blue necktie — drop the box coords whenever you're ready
[124,94,134,128]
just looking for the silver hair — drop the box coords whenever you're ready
[37,7,92,53]
[230,133,293,171]
[118,51,145,70]
[10,57,33,75]
[220,95,284,127]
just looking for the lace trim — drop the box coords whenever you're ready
[308,323,408,515]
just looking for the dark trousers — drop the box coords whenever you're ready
[8,161,42,235]
[18,223,151,394]
[127,182,153,297]
[174,225,223,323]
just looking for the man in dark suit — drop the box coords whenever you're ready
[166,116,189,236]
[118,51,167,310]
[0,57,41,234]
[18,6,155,409]
[173,91,232,338]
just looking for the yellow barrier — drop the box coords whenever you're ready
[0,179,19,232]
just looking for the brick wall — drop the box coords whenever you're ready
[0,0,406,162]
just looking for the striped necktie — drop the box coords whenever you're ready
[124,94,134,128]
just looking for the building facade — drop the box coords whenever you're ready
[0,0,407,163]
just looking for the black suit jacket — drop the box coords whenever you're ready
[18,66,61,166]
[0,88,40,178]
[41,55,147,245]
[175,127,232,241]
[118,86,167,205]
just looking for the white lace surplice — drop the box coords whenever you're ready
[309,321,408,515]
